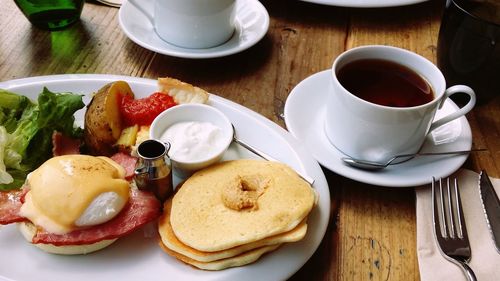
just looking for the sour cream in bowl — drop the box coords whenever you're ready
[150,103,233,176]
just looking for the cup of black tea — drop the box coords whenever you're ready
[437,0,500,104]
[14,0,84,30]
[324,45,476,163]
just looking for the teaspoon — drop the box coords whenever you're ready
[231,124,315,185]
[342,149,485,170]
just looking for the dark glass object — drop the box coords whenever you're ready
[437,0,500,105]
[14,0,84,30]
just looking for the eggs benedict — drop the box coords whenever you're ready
[1,154,160,255]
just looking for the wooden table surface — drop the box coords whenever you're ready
[1,0,499,280]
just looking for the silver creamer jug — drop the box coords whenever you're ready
[135,139,173,203]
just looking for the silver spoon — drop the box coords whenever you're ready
[342,149,485,170]
[231,124,315,185]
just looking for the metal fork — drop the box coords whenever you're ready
[432,177,477,281]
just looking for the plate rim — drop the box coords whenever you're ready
[298,0,428,8]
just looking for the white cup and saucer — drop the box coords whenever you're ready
[284,45,476,187]
[118,0,269,59]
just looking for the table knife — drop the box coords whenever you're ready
[479,170,500,253]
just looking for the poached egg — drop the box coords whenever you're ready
[20,155,130,234]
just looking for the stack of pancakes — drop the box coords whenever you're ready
[158,159,317,270]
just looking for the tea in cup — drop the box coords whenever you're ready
[128,0,236,49]
[324,45,476,163]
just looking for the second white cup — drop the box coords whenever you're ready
[129,0,236,49]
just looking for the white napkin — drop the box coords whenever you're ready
[416,169,500,281]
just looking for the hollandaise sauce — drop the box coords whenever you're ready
[20,155,130,234]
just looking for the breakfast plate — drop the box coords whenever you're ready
[284,70,473,187]
[118,0,269,59]
[0,74,330,281]
[298,0,428,8]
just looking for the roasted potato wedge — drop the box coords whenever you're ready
[84,81,134,156]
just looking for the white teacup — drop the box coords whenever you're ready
[129,0,236,49]
[324,45,476,163]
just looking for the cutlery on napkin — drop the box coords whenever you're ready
[416,169,500,281]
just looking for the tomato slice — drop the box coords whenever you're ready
[120,92,177,126]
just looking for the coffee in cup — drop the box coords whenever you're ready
[324,45,476,163]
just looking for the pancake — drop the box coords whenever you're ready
[158,198,307,262]
[159,241,281,271]
[169,159,316,252]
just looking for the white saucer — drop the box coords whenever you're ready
[284,70,473,187]
[118,0,269,59]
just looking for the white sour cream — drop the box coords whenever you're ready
[160,121,224,162]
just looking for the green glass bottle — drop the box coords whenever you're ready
[14,0,84,30]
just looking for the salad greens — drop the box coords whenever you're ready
[0,88,84,190]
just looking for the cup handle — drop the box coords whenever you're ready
[127,0,154,25]
[429,85,476,132]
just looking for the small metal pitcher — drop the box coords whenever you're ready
[135,139,173,203]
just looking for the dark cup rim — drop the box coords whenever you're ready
[450,0,500,27]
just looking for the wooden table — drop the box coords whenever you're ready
[1,0,498,280]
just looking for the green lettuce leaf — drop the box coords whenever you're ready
[0,89,32,133]
[0,87,84,190]
[0,126,14,184]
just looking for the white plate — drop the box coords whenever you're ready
[0,74,330,281]
[118,0,269,59]
[284,70,473,187]
[299,0,428,8]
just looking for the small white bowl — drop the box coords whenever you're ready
[150,103,233,176]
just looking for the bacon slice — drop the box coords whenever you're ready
[52,131,81,156]
[111,152,138,180]
[32,189,160,246]
[0,188,28,225]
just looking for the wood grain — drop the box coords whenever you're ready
[0,0,499,280]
